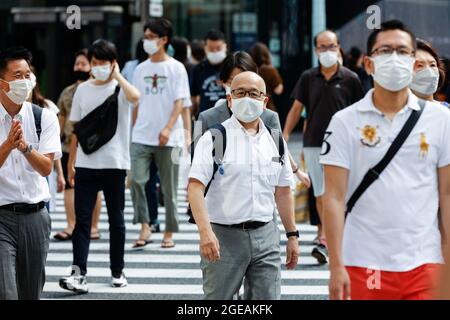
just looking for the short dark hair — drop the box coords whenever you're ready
[190,40,206,62]
[87,39,118,62]
[416,38,446,91]
[0,47,32,77]
[367,19,416,55]
[219,51,258,83]
[205,30,225,42]
[74,48,88,61]
[314,30,339,47]
[248,42,271,67]
[135,39,147,63]
[171,36,189,64]
[144,18,173,51]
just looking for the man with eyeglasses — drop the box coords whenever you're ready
[188,71,299,300]
[322,20,450,300]
[283,30,364,265]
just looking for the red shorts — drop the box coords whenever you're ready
[346,264,441,300]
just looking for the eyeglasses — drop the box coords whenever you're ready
[231,88,266,100]
[371,46,415,57]
[316,44,339,52]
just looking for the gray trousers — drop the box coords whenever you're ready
[0,208,51,300]
[130,143,181,232]
[201,221,281,300]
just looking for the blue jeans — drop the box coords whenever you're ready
[72,168,126,276]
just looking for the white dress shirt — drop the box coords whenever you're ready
[0,102,62,206]
[189,115,293,225]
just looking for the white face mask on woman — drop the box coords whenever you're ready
[410,67,440,96]
[91,63,112,81]
[370,52,415,92]
[1,78,33,105]
[231,97,264,123]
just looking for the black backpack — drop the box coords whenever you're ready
[187,123,285,224]
[32,104,43,141]
[73,86,121,155]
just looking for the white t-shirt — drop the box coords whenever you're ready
[132,57,191,147]
[320,89,450,272]
[189,116,293,224]
[0,102,62,206]
[69,79,132,170]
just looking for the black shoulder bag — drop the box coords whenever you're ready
[73,86,121,155]
[345,99,426,218]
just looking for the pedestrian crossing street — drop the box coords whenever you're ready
[42,188,330,300]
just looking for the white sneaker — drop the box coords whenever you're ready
[111,272,128,288]
[59,275,89,294]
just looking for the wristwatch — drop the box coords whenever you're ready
[286,230,299,239]
[23,144,33,155]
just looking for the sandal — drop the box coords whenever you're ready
[161,239,175,248]
[132,238,153,248]
[90,231,102,240]
[53,231,72,241]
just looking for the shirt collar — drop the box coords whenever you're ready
[356,88,421,114]
[0,101,31,123]
[314,64,344,81]
[230,115,267,138]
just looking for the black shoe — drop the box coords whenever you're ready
[150,223,160,233]
[311,244,328,265]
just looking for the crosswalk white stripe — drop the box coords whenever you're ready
[50,222,319,237]
[45,266,330,279]
[48,242,318,256]
[46,253,318,264]
[43,282,328,295]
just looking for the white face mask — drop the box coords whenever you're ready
[207,50,226,65]
[91,63,112,81]
[410,67,440,96]
[370,52,415,92]
[231,97,264,123]
[224,85,231,95]
[319,51,338,68]
[143,39,160,56]
[2,78,33,105]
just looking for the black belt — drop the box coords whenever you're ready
[0,202,46,214]
[212,221,269,230]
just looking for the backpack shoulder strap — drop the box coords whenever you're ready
[204,123,227,196]
[345,99,426,218]
[32,104,43,141]
[265,124,285,165]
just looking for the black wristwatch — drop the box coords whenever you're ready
[286,230,299,239]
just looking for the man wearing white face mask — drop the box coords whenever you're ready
[322,20,450,300]
[60,39,140,294]
[131,18,191,249]
[411,39,449,108]
[284,30,364,265]
[188,71,299,300]
[0,47,62,300]
[191,30,227,117]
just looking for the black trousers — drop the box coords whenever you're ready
[72,168,126,276]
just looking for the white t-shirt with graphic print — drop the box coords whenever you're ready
[132,57,191,148]
[320,89,450,272]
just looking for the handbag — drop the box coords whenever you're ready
[73,86,121,155]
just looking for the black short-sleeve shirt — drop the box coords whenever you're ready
[191,60,226,114]
[291,65,364,147]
